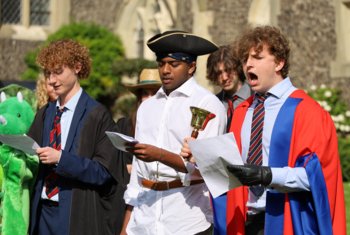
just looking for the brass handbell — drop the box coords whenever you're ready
[190,106,216,139]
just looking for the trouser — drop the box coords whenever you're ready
[245,212,265,235]
[38,200,61,235]
[195,224,213,235]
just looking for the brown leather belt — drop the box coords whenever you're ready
[141,178,204,191]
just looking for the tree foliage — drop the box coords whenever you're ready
[112,58,157,77]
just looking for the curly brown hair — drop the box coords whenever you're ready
[237,25,290,78]
[36,39,92,79]
[206,44,245,84]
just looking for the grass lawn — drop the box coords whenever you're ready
[345,182,350,234]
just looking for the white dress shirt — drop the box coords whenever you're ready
[241,78,310,213]
[124,77,226,235]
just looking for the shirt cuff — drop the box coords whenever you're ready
[270,166,310,191]
[124,184,140,207]
[270,167,287,186]
[56,150,62,165]
[178,156,196,186]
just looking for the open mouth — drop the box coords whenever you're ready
[247,72,259,87]
[247,72,258,80]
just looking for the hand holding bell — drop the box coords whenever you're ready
[190,106,216,139]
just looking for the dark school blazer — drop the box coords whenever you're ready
[28,91,124,235]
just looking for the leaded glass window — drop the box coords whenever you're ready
[1,0,21,24]
[0,0,50,26]
[30,0,50,25]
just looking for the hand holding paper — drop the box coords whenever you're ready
[188,132,243,198]
[226,164,272,186]
[0,134,40,155]
[105,131,138,152]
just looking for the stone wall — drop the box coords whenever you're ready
[277,0,350,104]
[278,0,337,90]
[205,0,350,102]
[0,39,41,82]
[176,0,193,32]
[208,0,252,45]
[70,0,124,31]
[1,0,349,103]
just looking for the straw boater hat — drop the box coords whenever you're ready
[147,30,218,62]
[124,69,162,95]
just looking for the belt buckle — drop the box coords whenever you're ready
[156,181,169,190]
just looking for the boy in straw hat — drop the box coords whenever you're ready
[121,31,226,235]
[115,68,162,233]
[117,68,162,174]
[124,68,162,104]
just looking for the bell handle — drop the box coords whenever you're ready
[191,129,199,139]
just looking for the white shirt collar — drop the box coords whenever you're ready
[56,88,83,111]
[156,76,196,98]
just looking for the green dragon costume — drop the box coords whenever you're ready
[0,91,39,235]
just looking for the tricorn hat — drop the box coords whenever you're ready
[147,30,218,62]
[124,69,162,95]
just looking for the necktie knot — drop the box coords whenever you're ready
[225,94,238,103]
[56,106,67,117]
[256,94,268,103]
[232,95,238,103]
[54,107,66,124]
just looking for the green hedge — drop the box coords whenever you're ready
[339,138,350,182]
[307,85,350,182]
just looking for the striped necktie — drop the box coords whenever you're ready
[247,94,268,197]
[49,107,65,150]
[45,107,66,198]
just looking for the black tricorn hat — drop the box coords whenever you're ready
[147,30,218,60]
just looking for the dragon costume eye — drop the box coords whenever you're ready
[17,113,21,118]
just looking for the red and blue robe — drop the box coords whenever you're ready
[212,90,346,235]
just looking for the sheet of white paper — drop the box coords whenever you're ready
[188,132,243,198]
[0,134,40,155]
[105,131,138,152]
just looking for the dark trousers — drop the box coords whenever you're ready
[195,224,213,235]
[245,212,265,235]
[38,200,61,235]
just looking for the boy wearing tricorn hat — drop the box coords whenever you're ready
[121,31,226,234]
